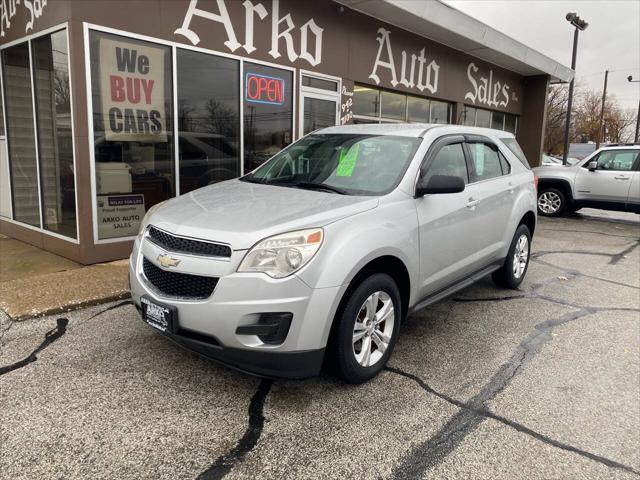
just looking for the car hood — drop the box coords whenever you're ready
[147,179,379,249]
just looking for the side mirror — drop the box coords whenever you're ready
[587,161,598,171]
[416,174,465,197]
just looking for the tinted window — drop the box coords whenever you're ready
[177,49,240,194]
[407,96,429,122]
[353,86,379,118]
[498,151,511,174]
[430,100,449,124]
[243,134,421,196]
[469,143,502,181]
[501,137,530,169]
[243,63,293,173]
[381,91,406,120]
[422,143,468,184]
[593,150,638,171]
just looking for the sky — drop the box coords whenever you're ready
[442,0,640,112]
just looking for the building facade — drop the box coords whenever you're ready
[0,0,572,264]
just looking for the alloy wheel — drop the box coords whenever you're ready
[513,234,529,279]
[352,291,395,367]
[538,191,561,214]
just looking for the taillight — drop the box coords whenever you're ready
[533,175,539,190]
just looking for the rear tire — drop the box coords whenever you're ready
[334,273,401,384]
[493,224,531,289]
[537,187,566,217]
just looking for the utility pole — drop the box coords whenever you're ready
[629,76,640,143]
[596,70,608,149]
[562,13,588,165]
[635,99,640,143]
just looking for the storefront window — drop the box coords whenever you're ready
[353,86,379,118]
[177,49,239,194]
[491,111,505,130]
[89,31,174,240]
[430,100,450,124]
[462,106,475,126]
[0,74,4,136]
[475,108,491,128]
[2,42,39,227]
[504,114,517,133]
[32,31,77,238]
[407,96,429,122]
[381,91,406,121]
[302,76,337,91]
[243,63,293,172]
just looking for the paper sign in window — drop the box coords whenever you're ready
[336,143,360,176]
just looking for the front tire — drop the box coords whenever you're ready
[334,274,401,384]
[492,224,531,289]
[537,188,566,217]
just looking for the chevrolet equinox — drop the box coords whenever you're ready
[129,124,537,383]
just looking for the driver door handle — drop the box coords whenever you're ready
[614,175,630,180]
[466,198,480,209]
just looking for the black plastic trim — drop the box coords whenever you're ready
[139,314,324,379]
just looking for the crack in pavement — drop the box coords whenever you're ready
[386,366,640,476]
[0,301,133,375]
[531,238,640,266]
[539,227,640,239]
[197,379,273,480]
[0,317,69,376]
[392,241,640,478]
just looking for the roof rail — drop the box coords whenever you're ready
[603,143,640,147]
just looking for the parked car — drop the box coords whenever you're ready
[534,145,640,216]
[129,124,537,383]
[541,154,562,166]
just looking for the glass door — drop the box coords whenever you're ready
[299,73,340,137]
[301,94,339,136]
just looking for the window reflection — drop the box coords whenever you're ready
[2,42,39,227]
[243,63,293,173]
[90,31,174,240]
[33,30,77,238]
[177,49,239,194]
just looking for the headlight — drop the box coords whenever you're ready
[137,200,167,236]
[238,228,323,278]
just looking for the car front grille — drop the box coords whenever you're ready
[147,226,232,258]
[142,257,218,300]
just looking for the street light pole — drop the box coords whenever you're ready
[629,76,640,143]
[596,70,608,149]
[562,13,588,165]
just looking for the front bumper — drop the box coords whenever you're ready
[129,234,344,379]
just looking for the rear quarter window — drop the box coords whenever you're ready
[501,138,530,169]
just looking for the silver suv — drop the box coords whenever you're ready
[534,145,640,216]
[129,124,537,383]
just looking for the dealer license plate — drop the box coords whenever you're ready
[141,296,177,333]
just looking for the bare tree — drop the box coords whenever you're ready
[544,83,570,155]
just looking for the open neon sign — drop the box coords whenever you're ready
[245,73,286,105]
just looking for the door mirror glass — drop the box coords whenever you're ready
[416,174,465,196]
[587,160,598,171]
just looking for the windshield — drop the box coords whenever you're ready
[240,134,422,195]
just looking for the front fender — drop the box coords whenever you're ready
[296,197,420,301]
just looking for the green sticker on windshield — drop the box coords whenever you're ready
[336,144,360,177]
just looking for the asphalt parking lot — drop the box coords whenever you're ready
[1,210,639,480]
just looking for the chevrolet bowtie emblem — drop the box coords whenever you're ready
[157,253,181,268]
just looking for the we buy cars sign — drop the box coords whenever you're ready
[99,38,167,142]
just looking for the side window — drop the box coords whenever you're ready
[468,142,503,181]
[594,150,638,171]
[498,151,511,174]
[422,143,468,184]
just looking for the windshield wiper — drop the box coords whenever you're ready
[292,182,348,195]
